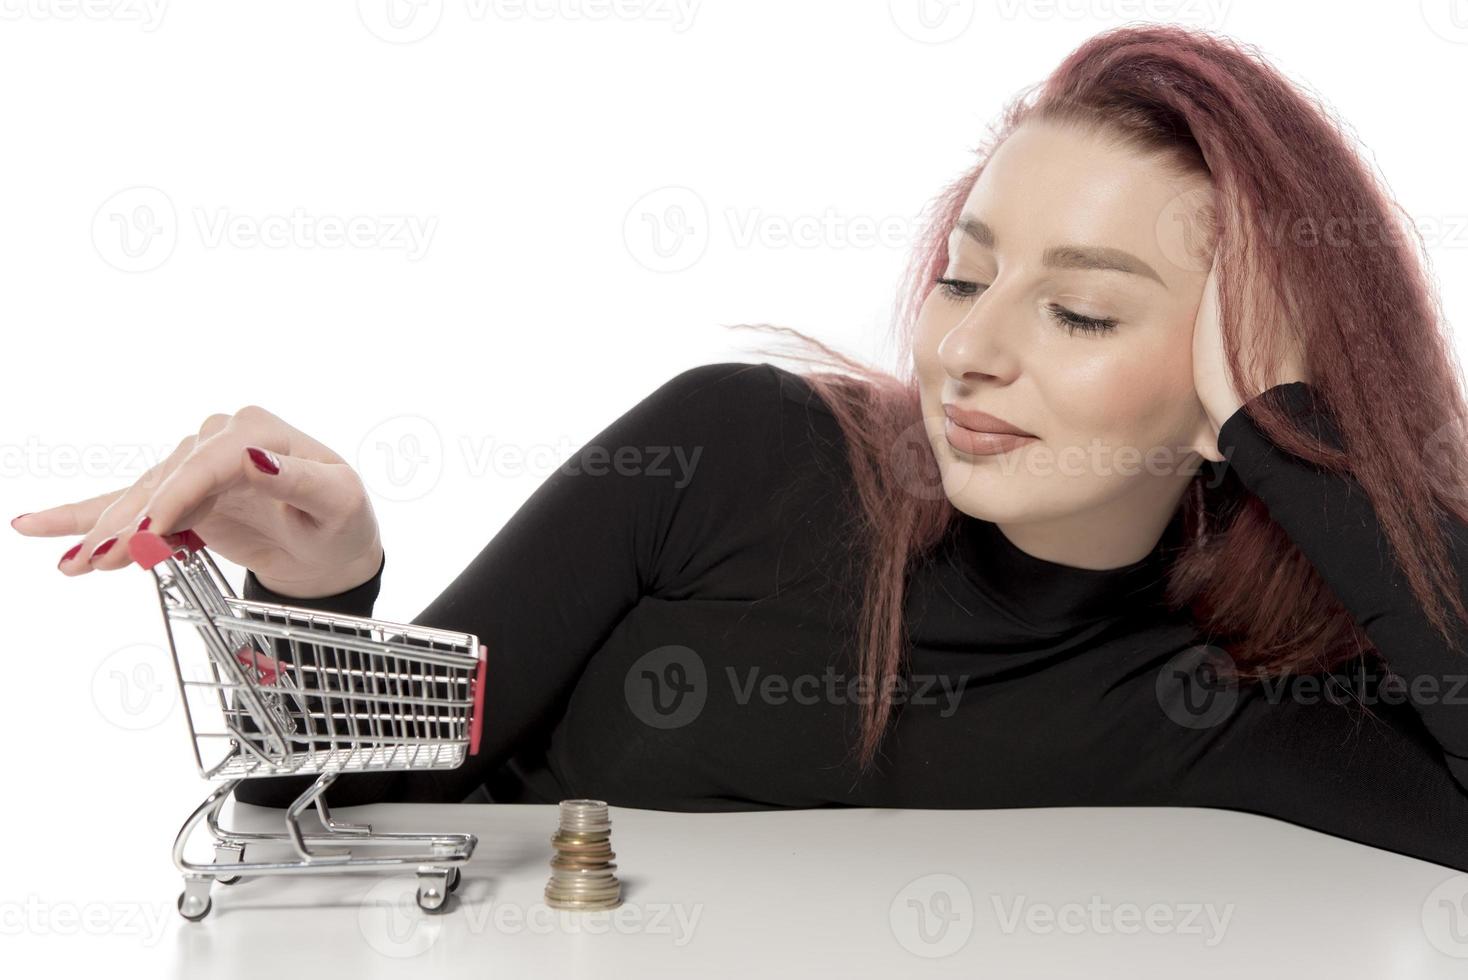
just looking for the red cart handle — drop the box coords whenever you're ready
[469,644,487,756]
[129,529,208,570]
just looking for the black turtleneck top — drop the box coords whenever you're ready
[233,361,1468,873]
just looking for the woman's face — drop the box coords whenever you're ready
[913,118,1218,554]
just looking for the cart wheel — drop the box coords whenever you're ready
[214,842,245,884]
[446,867,461,893]
[416,870,452,914]
[177,891,212,922]
[416,885,448,914]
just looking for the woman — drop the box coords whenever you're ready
[16,24,1468,873]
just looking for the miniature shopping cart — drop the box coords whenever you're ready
[127,529,487,922]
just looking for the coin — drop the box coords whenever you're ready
[551,840,610,852]
[544,799,623,913]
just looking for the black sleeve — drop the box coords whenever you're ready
[1217,381,1468,793]
[231,361,785,808]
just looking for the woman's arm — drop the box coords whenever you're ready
[1216,381,1468,791]
[231,361,786,808]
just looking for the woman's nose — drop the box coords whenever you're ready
[938,297,1025,385]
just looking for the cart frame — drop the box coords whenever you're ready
[128,529,487,920]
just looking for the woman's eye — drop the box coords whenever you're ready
[933,277,1119,337]
[934,276,986,301]
[1046,304,1119,336]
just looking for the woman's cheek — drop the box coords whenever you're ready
[1047,351,1176,453]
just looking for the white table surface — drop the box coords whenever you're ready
[42,800,1468,978]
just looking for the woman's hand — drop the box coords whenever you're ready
[10,405,383,598]
[1192,257,1310,461]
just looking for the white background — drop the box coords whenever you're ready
[2,1,1466,974]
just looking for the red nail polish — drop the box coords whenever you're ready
[136,516,152,532]
[247,447,280,475]
[90,536,118,560]
[58,543,82,567]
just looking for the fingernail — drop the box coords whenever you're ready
[136,515,152,532]
[10,513,31,529]
[89,536,118,561]
[247,446,280,475]
[58,543,82,568]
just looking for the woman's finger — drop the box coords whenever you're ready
[130,432,271,541]
[14,430,195,546]
[10,487,129,538]
[44,437,198,574]
[83,495,225,572]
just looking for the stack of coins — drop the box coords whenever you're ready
[544,799,622,911]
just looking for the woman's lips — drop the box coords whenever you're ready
[942,418,1039,456]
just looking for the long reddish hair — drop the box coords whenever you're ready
[728,23,1468,775]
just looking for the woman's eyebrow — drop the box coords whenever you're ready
[953,215,1167,288]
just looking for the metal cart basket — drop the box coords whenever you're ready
[128,529,487,921]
